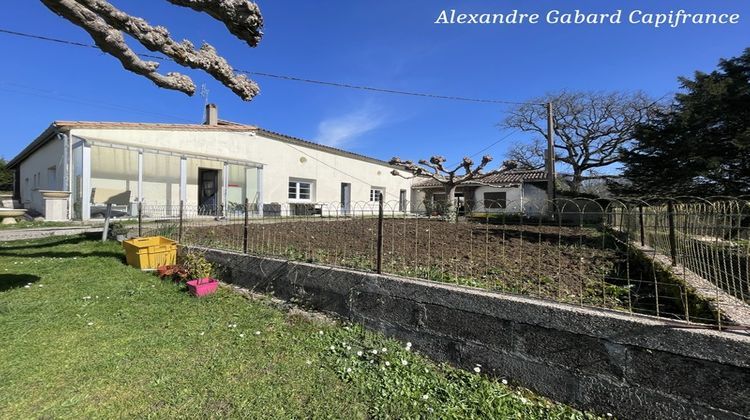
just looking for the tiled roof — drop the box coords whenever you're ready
[9,120,398,169]
[52,120,259,131]
[56,121,396,166]
[411,170,547,188]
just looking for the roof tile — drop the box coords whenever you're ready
[10,120,398,169]
[53,120,258,131]
[411,170,547,188]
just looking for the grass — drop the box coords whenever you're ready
[0,236,600,419]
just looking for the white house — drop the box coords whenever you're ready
[8,104,415,220]
[410,169,550,216]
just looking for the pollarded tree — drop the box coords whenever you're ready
[40,0,263,100]
[503,91,658,194]
[389,155,517,221]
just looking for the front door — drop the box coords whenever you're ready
[198,168,219,213]
[340,183,351,216]
[455,192,466,216]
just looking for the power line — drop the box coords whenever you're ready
[437,129,520,170]
[0,84,194,123]
[278,140,405,201]
[241,71,535,105]
[0,27,543,106]
[468,129,520,159]
[1,27,532,165]
[0,28,166,60]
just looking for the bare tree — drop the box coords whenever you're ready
[503,91,657,193]
[507,140,545,170]
[390,155,517,221]
[554,170,618,198]
[40,0,263,100]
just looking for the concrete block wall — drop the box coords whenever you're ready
[198,247,750,419]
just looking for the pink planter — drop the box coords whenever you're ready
[186,278,219,297]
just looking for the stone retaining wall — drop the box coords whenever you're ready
[198,247,750,419]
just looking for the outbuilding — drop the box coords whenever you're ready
[410,169,549,216]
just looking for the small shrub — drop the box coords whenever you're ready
[157,264,189,283]
[151,223,178,239]
[107,222,129,240]
[181,250,215,279]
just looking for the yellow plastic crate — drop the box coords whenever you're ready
[123,236,177,270]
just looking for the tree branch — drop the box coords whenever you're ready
[166,0,263,47]
[73,0,258,100]
[390,155,518,187]
[41,0,196,94]
[41,0,262,100]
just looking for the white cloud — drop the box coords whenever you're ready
[316,106,387,148]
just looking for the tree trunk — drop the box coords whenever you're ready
[570,171,583,195]
[444,185,458,223]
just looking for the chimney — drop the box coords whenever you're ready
[204,103,218,126]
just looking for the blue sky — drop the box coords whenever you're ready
[1,0,748,171]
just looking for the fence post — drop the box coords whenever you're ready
[243,198,249,254]
[137,201,142,237]
[638,205,645,246]
[376,193,384,274]
[178,200,184,243]
[667,200,677,266]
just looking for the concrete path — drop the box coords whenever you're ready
[0,226,103,242]
[632,243,750,327]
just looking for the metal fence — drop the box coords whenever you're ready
[610,198,749,326]
[130,196,750,329]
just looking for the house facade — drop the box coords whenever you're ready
[410,170,549,216]
[8,104,415,220]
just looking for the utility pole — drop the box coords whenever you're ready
[545,102,556,212]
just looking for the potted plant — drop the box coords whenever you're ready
[182,251,218,297]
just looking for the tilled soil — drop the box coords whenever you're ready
[181,218,625,308]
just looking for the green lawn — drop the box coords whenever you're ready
[0,236,599,419]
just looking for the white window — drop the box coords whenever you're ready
[288,179,313,201]
[370,187,384,202]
